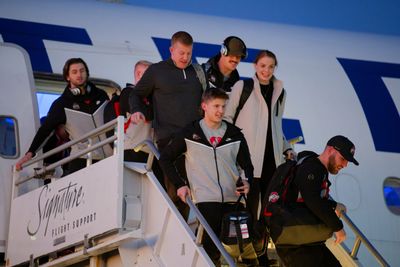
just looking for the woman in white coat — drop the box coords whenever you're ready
[224,50,295,222]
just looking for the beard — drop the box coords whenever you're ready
[327,155,339,174]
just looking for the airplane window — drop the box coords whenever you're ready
[383,177,400,215]
[0,116,18,158]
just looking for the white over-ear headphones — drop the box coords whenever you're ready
[70,84,91,96]
[70,87,81,95]
[220,42,228,56]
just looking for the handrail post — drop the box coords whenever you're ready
[186,197,236,267]
[350,237,361,259]
[340,212,390,267]
[87,137,93,167]
[146,152,155,172]
[113,123,118,155]
[195,224,204,245]
[137,140,236,266]
[135,140,159,171]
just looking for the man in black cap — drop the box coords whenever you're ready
[275,135,359,267]
[202,36,247,92]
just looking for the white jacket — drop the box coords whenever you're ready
[224,75,291,177]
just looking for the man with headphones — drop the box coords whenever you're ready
[203,36,247,92]
[16,58,109,174]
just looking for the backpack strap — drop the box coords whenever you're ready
[233,79,254,124]
[234,194,248,254]
[192,63,208,91]
[275,89,285,116]
[234,218,245,253]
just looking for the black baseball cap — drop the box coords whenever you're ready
[327,135,359,165]
[224,36,247,58]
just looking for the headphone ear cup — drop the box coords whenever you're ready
[70,87,81,96]
[242,50,248,60]
[220,43,228,56]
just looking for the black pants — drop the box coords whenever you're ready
[276,244,341,267]
[247,149,276,266]
[247,145,277,219]
[197,202,241,265]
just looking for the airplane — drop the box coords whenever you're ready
[0,0,399,266]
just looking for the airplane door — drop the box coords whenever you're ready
[0,43,39,253]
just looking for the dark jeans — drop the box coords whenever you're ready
[247,150,276,266]
[197,202,241,265]
[248,146,277,220]
[276,244,341,267]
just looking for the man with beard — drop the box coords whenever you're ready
[203,36,247,92]
[275,135,359,267]
[16,58,109,174]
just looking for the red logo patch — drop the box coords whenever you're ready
[268,192,280,203]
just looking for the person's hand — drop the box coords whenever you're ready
[335,202,347,217]
[15,152,33,171]
[284,149,296,160]
[130,112,145,124]
[55,124,69,140]
[334,228,346,244]
[177,186,191,203]
[236,179,250,196]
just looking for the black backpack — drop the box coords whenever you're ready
[252,151,317,252]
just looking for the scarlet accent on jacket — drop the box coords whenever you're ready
[159,120,254,204]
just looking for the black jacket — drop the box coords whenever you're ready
[202,54,240,92]
[159,120,254,203]
[28,82,109,154]
[129,58,203,141]
[290,156,343,232]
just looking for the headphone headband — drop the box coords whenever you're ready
[220,36,247,59]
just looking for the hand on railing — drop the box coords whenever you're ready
[177,185,191,203]
[15,152,33,171]
[130,112,146,124]
[334,228,347,244]
[335,202,347,218]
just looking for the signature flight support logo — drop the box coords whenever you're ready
[27,181,86,238]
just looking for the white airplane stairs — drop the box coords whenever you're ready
[5,117,390,267]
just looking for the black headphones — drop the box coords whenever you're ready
[70,84,91,96]
[220,36,248,59]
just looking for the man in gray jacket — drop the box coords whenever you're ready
[159,88,256,266]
